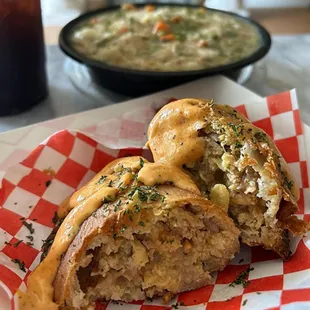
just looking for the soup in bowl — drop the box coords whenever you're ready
[70,4,261,72]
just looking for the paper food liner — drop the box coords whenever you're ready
[0,91,309,310]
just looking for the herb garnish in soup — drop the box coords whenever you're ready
[71,4,261,71]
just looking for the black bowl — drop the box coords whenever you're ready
[59,3,271,97]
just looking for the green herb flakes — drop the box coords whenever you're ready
[228,123,242,136]
[26,236,34,241]
[22,221,34,234]
[136,189,147,201]
[139,157,144,168]
[97,175,107,184]
[229,267,254,288]
[242,299,248,306]
[12,259,26,272]
[13,240,23,247]
[150,192,160,201]
[52,212,59,224]
[254,131,267,142]
[235,141,243,148]
[284,176,293,190]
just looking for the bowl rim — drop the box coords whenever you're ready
[59,3,272,77]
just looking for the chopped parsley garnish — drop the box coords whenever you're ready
[134,205,141,213]
[229,267,254,288]
[138,188,148,201]
[284,176,293,190]
[118,182,127,191]
[113,233,117,240]
[172,302,180,309]
[139,157,144,168]
[13,240,23,247]
[242,299,248,306]
[150,192,160,201]
[139,221,145,226]
[97,175,107,184]
[228,123,242,136]
[45,180,52,187]
[12,259,26,272]
[254,131,267,142]
[52,212,59,224]
[235,141,243,148]
[26,236,34,241]
[114,199,121,212]
[238,258,244,264]
[22,221,34,234]
[108,180,113,187]
[120,225,127,233]
[128,186,164,203]
[26,242,34,246]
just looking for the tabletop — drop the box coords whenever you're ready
[0,35,309,133]
[0,2,310,133]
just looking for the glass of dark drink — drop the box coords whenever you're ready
[0,0,48,116]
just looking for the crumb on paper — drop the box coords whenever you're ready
[43,167,56,177]
[11,259,26,272]
[22,221,35,234]
[162,291,174,304]
[13,240,23,247]
[45,180,52,187]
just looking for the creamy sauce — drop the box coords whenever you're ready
[71,5,261,72]
[138,162,200,195]
[18,187,118,310]
[147,98,212,166]
[59,157,144,218]
[20,157,201,309]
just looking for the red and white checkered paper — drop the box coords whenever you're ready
[0,91,309,310]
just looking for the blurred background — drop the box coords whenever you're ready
[0,0,309,131]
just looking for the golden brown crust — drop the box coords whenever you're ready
[54,187,239,307]
[147,98,299,203]
[53,157,240,308]
[147,98,309,258]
